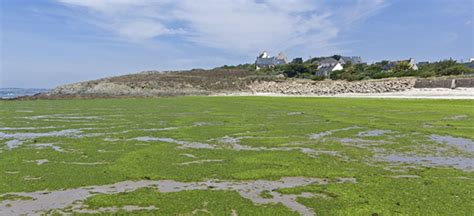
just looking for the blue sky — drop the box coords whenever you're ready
[1,0,473,88]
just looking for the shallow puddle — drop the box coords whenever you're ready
[193,122,222,127]
[0,129,82,140]
[1,129,82,150]
[443,115,468,120]
[0,177,356,216]
[33,143,65,152]
[142,127,181,132]
[60,161,108,166]
[0,126,58,131]
[389,175,421,179]
[430,135,474,153]
[180,153,197,158]
[378,154,474,171]
[216,136,339,158]
[131,137,216,149]
[336,138,388,149]
[33,159,49,165]
[66,205,158,214]
[358,130,393,137]
[23,114,100,121]
[5,140,22,149]
[309,126,360,139]
[177,159,224,166]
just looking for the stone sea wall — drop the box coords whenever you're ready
[414,77,474,88]
[247,78,416,95]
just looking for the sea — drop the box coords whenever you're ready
[0,88,50,99]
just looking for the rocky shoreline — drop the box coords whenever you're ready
[22,78,416,99]
[12,69,474,100]
[246,78,416,95]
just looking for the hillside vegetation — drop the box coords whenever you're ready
[43,68,266,98]
[258,59,474,81]
[16,61,473,99]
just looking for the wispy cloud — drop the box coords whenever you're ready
[55,0,388,56]
[341,0,389,25]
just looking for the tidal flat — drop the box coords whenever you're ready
[0,97,473,215]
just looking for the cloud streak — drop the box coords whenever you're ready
[56,0,388,56]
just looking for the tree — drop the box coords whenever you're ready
[282,63,309,77]
[343,61,353,69]
[438,65,473,76]
[433,60,457,75]
[393,62,412,72]
[332,55,342,61]
[380,60,389,66]
[292,58,303,64]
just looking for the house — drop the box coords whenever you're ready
[255,51,288,70]
[312,55,366,77]
[417,61,430,67]
[463,58,474,69]
[382,58,418,71]
[340,56,363,65]
[314,57,343,77]
[317,58,340,68]
[315,63,343,77]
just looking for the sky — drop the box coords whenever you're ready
[1,0,473,88]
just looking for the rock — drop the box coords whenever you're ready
[247,78,416,95]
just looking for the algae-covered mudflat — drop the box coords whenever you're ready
[0,97,473,215]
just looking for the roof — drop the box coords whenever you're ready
[255,51,288,68]
[255,57,286,67]
[319,65,335,73]
[381,58,417,70]
[318,58,339,64]
[463,62,474,69]
[341,56,363,64]
[315,63,341,76]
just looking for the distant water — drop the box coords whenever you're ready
[0,88,50,99]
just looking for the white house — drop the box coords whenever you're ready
[255,51,288,70]
[315,58,344,77]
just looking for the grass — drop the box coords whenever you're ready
[0,97,473,215]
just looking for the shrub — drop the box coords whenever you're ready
[329,70,344,80]
[438,65,473,76]
[256,58,471,81]
[372,72,390,79]
[393,62,412,72]
[419,71,435,78]
[312,75,326,81]
[291,58,303,64]
[281,63,315,78]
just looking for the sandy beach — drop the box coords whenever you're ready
[213,88,474,99]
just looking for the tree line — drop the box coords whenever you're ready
[258,59,473,81]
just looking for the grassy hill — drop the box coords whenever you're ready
[27,68,265,99]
